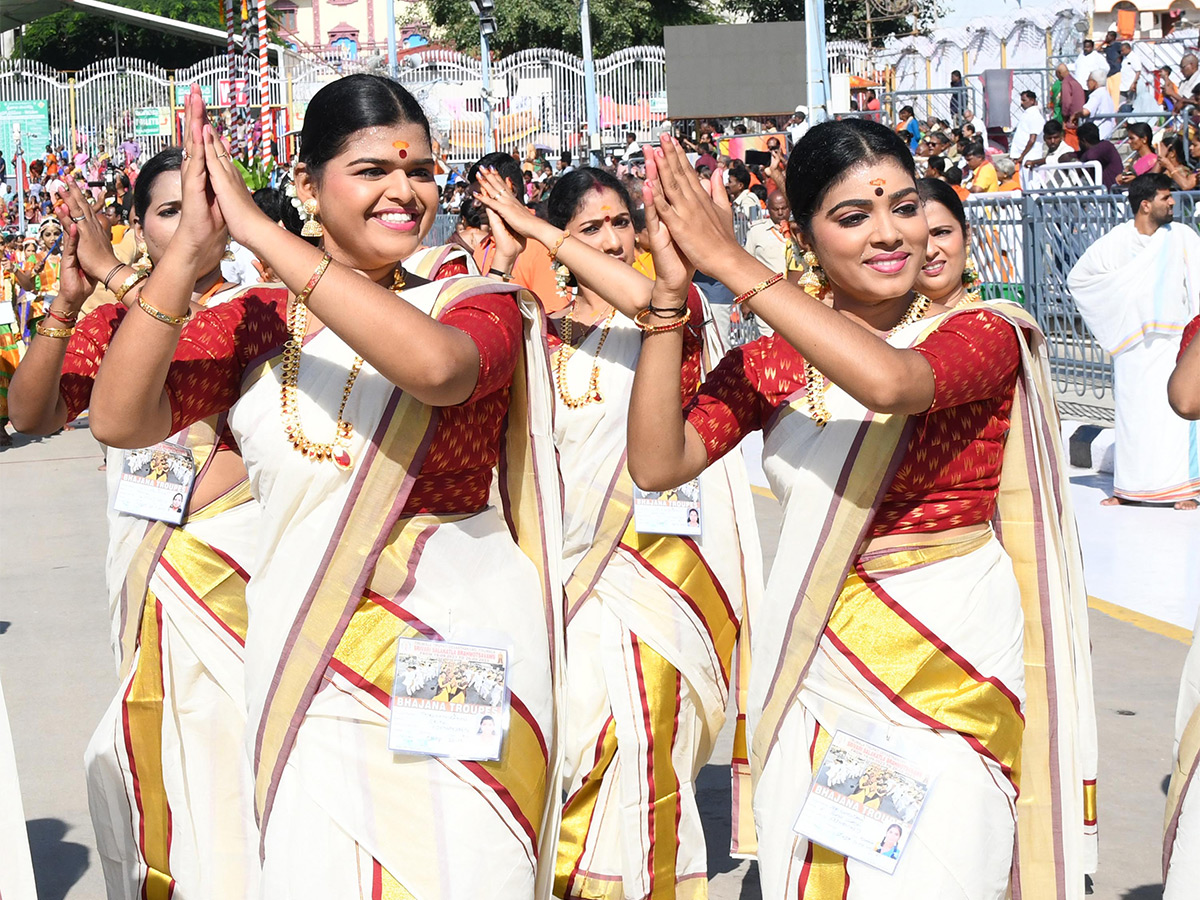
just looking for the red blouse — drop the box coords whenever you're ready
[1180,315,1200,359]
[545,285,707,407]
[685,310,1022,537]
[67,281,523,516]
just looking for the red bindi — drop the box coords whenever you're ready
[393,140,409,159]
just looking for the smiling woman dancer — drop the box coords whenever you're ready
[85,76,563,897]
[626,122,1097,899]
[474,166,760,899]
[913,178,981,309]
[9,149,261,900]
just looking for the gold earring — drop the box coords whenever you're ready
[301,198,323,238]
[797,249,828,300]
[222,240,236,262]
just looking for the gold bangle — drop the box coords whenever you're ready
[35,322,75,339]
[547,230,570,262]
[296,253,333,306]
[112,269,149,304]
[137,295,192,326]
[634,307,691,333]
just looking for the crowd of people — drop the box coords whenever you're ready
[0,66,1197,900]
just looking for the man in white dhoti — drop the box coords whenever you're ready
[1068,173,1200,509]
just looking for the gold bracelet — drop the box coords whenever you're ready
[634,307,691,333]
[547,230,570,262]
[112,269,149,304]
[35,322,75,339]
[296,253,333,306]
[137,295,192,326]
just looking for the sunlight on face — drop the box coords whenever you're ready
[914,200,968,304]
[806,158,927,305]
[565,187,635,265]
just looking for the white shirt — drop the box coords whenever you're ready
[787,121,809,144]
[732,189,760,219]
[1010,105,1045,161]
[743,219,789,273]
[1179,69,1200,99]
[1085,87,1116,140]
[1074,51,1107,85]
[1046,141,1073,164]
[1119,57,1138,92]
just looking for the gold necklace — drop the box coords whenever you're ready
[555,304,617,408]
[278,265,406,468]
[803,293,932,427]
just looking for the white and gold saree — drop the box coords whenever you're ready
[739,304,1097,900]
[552,303,763,899]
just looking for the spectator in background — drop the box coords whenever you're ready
[557,151,575,175]
[1164,53,1199,110]
[1074,121,1124,188]
[1010,90,1046,167]
[787,106,809,144]
[944,162,970,201]
[1117,122,1159,185]
[1155,134,1198,190]
[994,155,1021,191]
[1102,31,1122,77]
[950,69,964,120]
[1055,63,1087,149]
[743,189,791,276]
[965,142,999,192]
[623,130,639,160]
[1074,39,1106,86]
[926,155,948,180]
[1023,119,1074,175]
[896,105,921,153]
[726,165,760,218]
[1118,43,1137,101]
[1081,67,1117,140]
[865,89,882,122]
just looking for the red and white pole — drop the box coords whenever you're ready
[257,0,272,165]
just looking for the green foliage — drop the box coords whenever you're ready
[424,0,717,58]
[723,0,946,44]
[13,0,244,70]
[233,156,275,190]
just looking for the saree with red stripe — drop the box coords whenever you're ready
[552,297,762,899]
[225,277,564,898]
[85,415,261,900]
[739,304,1097,899]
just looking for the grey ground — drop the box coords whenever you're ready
[0,426,1188,900]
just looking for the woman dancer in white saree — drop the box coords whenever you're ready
[626,123,1097,899]
[86,77,563,898]
[10,152,262,900]
[475,166,761,898]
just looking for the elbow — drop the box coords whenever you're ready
[628,457,676,494]
[1168,381,1200,420]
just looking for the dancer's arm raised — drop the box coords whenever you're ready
[472,167,654,318]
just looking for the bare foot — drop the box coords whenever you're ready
[1175,499,1198,511]
[97,462,107,472]
[1099,496,1124,506]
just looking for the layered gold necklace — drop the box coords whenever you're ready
[804,293,932,427]
[279,266,407,469]
[555,303,618,409]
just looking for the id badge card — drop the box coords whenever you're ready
[387,637,510,762]
[793,730,935,875]
[112,441,196,525]
[633,477,702,537]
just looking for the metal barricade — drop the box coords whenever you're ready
[965,191,1200,400]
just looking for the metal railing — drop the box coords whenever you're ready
[965,191,1200,399]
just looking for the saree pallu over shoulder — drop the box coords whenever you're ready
[406,243,481,278]
[246,277,565,898]
[747,302,1097,899]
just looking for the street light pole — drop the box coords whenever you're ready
[470,1,497,155]
[387,0,398,79]
[580,0,601,166]
[805,0,829,124]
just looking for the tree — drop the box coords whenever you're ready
[11,0,256,71]
[724,0,946,45]
[424,0,717,58]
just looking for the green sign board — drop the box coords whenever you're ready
[134,107,173,137]
[0,99,50,165]
[174,83,215,106]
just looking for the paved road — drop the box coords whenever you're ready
[0,426,1191,899]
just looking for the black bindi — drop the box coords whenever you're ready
[874,186,884,196]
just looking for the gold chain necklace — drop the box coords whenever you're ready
[803,293,932,427]
[278,265,406,468]
[555,304,617,408]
